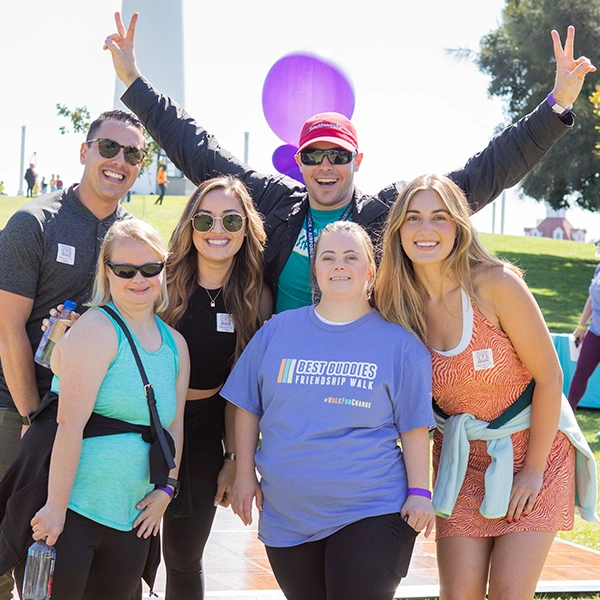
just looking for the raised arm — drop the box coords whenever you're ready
[104,12,304,214]
[104,12,142,88]
[448,26,595,213]
[550,26,596,110]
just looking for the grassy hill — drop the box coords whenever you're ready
[479,233,597,333]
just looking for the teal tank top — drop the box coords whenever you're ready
[51,303,180,530]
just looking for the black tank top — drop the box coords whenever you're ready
[177,286,237,390]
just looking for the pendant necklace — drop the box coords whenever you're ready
[204,286,223,308]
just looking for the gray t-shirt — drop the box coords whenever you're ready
[221,306,434,547]
[0,186,129,408]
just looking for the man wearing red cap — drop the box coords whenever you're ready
[106,13,595,313]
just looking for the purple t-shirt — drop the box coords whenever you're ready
[589,264,600,336]
[221,306,434,547]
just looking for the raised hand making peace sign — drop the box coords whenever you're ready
[550,26,596,109]
[104,12,142,88]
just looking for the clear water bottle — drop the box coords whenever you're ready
[22,539,56,600]
[34,300,77,369]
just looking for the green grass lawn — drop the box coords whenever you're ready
[479,233,598,333]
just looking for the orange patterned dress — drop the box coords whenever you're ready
[429,294,575,539]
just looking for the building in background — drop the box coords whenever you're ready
[115,0,195,197]
[524,205,586,242]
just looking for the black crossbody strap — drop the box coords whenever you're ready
[101,305,176,471]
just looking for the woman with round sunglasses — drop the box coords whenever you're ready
[223,221,435,600]
[3,218,189,599]
[375,174,597,600]
[159,176,271,599]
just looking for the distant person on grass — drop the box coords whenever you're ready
[568,262,600,411]
[24,164,36,198]
[104,12,594,312]
[155,163,167,205]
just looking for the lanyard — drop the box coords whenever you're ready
[305,202,353,263]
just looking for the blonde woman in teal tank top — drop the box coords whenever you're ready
[27,219,190,600]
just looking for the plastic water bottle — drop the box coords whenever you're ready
[22,539,56,600]
[34,300,77,369]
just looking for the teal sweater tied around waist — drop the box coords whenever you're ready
[433,394,598,522]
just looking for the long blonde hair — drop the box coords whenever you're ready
[160,176,267,361]
[375,174,520,338]
[87,218,169,312]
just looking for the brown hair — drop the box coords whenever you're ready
[160,176,266,361]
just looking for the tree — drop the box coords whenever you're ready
[473,0,600,210]
[56,104,159,175]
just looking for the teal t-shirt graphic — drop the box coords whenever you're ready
[275,204,351,313]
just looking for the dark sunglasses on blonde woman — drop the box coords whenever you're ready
[106,262,165,279]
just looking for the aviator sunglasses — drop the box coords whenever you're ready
[87,138,147,166]
[106,262,165,279]
[191,212,246,233]
[299,148,355,166]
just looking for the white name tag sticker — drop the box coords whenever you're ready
[56,244,75,265]
[217,313,235,333]
[472,348,494,371]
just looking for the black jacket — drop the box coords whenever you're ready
[122,78,572,295]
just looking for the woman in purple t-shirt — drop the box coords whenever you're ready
[228,221,435,600]
[568,263,600,410]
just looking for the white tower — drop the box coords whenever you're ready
[115,0,191,195]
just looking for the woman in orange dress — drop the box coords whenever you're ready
[375,174,581,600]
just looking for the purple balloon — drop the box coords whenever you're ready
[284,165,304,185]
[272,144,298,175]
[262,52,355,146]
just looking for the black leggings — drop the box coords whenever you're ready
[265,513,418,600]
[14,509,151,600]
[162,396,225,599]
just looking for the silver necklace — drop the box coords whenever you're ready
[204,286,223,308]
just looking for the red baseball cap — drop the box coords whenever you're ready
[298,112,359,153]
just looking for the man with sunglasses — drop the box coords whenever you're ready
[107,13,594,313]
[0,109,145,597]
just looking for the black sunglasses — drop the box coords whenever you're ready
[299,148,355,166]
[106,262,165,279]
[191,212,246,233]
[87,138,147,166]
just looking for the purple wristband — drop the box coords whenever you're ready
[546,92,572,116]
[407,487,432,499]
[155,485,174,499]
